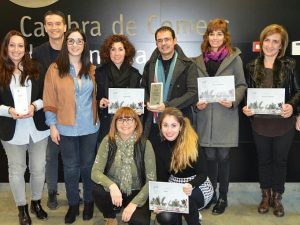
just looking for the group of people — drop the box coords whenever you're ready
[0,9,299,225]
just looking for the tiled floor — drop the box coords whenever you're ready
[0,183,299,225]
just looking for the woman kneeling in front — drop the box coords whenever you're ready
[92,107,156,225]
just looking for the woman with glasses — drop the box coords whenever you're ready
[193,18,247,215]
[0,30,49,225]
[155,107,213,225]
[43,27,99,224]
[92,107,156,225]
[96,34,141,144]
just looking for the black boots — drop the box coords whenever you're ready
[18,205,31,225]
[47,191,58,210]
[212,196,228,215]
[65,204,80,224]
[30,200,48,220]
[83,202,94,220]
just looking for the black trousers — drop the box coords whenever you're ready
[156,187,204,225]
[252,128,295,194]
[203,147,230,198]
[93,184,151,225]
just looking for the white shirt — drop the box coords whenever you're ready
[0,75,49,145]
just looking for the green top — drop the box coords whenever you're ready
[91,136,156,206]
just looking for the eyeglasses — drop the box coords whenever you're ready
[156,37,173,44]
[116,117,135,124]
[67,38,84,45]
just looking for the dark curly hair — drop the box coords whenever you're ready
[100,34,136,65]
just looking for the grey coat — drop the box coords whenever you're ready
[194,48,247,147]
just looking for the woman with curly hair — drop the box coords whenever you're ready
[96,34,141,143]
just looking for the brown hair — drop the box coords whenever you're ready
[259,24,288,58]
[100,34,136,65]
[0,30,39,89]
[55,27,91,78]
[159,107,198,173]
[108,107,143,143]
[201,18,233,54]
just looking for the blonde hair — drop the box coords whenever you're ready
[259,24,288,58]
[158,107,198,173]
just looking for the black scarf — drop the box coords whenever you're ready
[108,62,132,88]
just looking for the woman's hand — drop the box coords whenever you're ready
[296,116,300,131]
[99,98,109,109]
[109,183,123,207]
[196,100,208,110]
[122,203,137,222]
[50,125,60,145]
[22,104,35,118]
[242,106,253,117]
[8,107,25,120]
[219,100,233,108]
[281,104,293,118]
[183,183,193,196]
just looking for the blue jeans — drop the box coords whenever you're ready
[59,132,98,205]
[45,137,59,193]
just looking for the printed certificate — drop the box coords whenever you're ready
[108,88,144,114]
[149,181,189,214]
[13,87,28,115]
[149,82,163,106]
[198,76,235,102]
[247,88,285,115]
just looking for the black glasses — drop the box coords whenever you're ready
[116,117,135,124]
[67,38,84,45]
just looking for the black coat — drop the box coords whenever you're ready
[247,56,300,114]
[0,78,48,141]
[141,44,199,137]
[95,63,141,142]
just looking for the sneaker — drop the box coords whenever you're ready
[47,191,58,210]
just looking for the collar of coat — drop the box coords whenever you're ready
[249,55,295,88]
[194,47,242,76]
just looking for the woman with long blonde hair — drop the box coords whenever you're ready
[155,107,213,225]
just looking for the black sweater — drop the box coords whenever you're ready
[155,140,208,188]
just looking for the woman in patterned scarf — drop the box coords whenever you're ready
[92,107,156,225]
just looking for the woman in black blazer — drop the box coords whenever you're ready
[0,30,49,225]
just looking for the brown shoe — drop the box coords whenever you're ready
[105,218,118,225]
[272,192,284,217]
[258,188,271,214]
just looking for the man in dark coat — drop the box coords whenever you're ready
[141,26,199,149]
[32,10,66,210]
